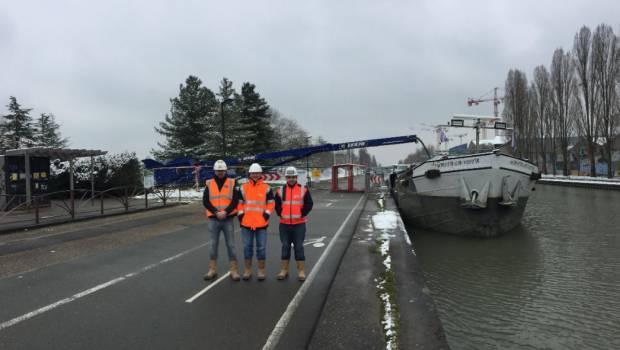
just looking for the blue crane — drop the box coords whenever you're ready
[142,134,428,185]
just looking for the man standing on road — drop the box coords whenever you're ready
[237,163,275,281]
[275,166,313,281]
[203,160,240,281]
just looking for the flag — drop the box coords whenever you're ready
[439,129,449,144]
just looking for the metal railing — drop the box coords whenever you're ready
[0,185,185,231]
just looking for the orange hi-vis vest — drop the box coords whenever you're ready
[238,179,275,230]
[277,184,307,225]
[205,177,237,218]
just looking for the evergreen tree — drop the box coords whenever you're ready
[237,82,275,155]
[214,77,246,158]
[34,113,69,148]
[2,96,36,149]
[153,76,218,160]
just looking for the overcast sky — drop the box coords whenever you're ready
[2,0,619,165]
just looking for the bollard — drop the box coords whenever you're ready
[34,197,40,224]
[70,190,75,220]
[124,187,129,212]
[145,188,148,209]
[100,194,104,215]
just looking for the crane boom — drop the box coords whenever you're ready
[143,134,429,185]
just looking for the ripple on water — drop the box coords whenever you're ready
[412,185,620,350]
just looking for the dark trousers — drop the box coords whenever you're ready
[279,223,306,261]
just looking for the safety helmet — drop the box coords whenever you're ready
[248,163,262,173]
[213,159,227,171]
[284,166,298,177]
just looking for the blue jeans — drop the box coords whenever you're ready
[209,217,237,261]
[279,223,306,261]
[241,227,267,260]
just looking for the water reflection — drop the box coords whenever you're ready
[412,185,620,350]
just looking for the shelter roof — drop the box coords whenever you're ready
[4,147,107,161]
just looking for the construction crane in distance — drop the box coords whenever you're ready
[467,87,504,139]
[467,87,503,118]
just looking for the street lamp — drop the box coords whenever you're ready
[305,136,312,187]
[220,97,233,157]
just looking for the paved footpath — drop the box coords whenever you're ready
[0,190,365,350]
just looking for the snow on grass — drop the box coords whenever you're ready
[373,209,400,350]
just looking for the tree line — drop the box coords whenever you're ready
[0,96,69,151]
[153,75,380,168]
[504,23,620,177]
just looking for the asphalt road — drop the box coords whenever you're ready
[0,190,365,350]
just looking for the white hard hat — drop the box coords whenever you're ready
[284,166,298,176]
[249,163,262,173]
[213,159,227,171]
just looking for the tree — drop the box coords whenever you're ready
[550,48,576,176]
[358,148,372,166]
[574,26,600,177]
[34,113,69,148]
[271,109,309,150]
[237,82,274,155]
[153,75,218,160]
[591,24,619,178]
[215,77,245,158]
[2,96,36,150]
[532,66,552,173]
[504,70,531,158]
[400,145,435,164]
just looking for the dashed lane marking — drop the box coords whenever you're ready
[185,272,231,303]
[0,241,210,331]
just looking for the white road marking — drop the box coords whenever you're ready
[0,241,210,332]
[262,194,366,350]
[325,203,333,207]
[303,236,326,246]
[185,272,231,303]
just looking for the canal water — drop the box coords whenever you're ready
[411,184,620,350]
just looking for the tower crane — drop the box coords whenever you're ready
[467,87,503,117]
[467,87,504,139]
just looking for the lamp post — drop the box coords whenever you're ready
[220,97,233,157]
[306,136,312,187]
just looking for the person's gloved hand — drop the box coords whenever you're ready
[263,212,270,221]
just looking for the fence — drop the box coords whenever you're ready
[0,185,186,233]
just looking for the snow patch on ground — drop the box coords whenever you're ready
[372,211,398,230]
[134,189,204,200]
[374,213,398,350]
[541,174,620,186]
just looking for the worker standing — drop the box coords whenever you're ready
[275,166,313,281]
[203,160,240,281]
[237,163,275,281]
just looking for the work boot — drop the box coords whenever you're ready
[203,260,217,281]
[242,259,252,280]
[277,260,289,280]
[229,260,240,281]
[296,261,306,281]
[257,260,266,281]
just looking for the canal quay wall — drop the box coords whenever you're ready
[310,192,449,350]
[537,175,620,190]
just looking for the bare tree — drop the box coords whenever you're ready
[550,48,576,176]
[504,69,530,158]
[591,24,620,178]
[532,66,552,173]
[573,26,600,176]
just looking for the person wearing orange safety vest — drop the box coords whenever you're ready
[275,166,313,281]
[237,163,275,281]
[202,160,240,281]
